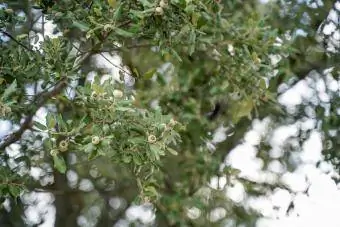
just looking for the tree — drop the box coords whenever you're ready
[0,0,339,226]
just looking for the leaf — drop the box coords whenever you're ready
[72,21,90,32]
[84,143,96,153]
[16,34,28,40]
[8,185,21,197]
[258,77,267,89]
[115,28,135,38]
[92,83,105,94]
[43,139,52,150]
[169,48,182,62]
[128,137,146,145]
[33,121,47,131]
[132,68,140,78]
[1,80,17,101]
[122,154,132,163]
[113,3,123,20]
[144,185,158,196]
[149,144,162,160]
[46,113,56,129]
[139,0,154,7]
[143,68,157,80]
[88,149,98,160]
[188,29,196,55]
[116,107,135,112]
[167,147,178,156]
[56,114,68,132]
[53,155,67,174]
[231,97,254,123]
[107,0,116,8]
[133,155,142,165]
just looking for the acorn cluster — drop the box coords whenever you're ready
[155,0,168,16]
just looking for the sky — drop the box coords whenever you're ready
[0,1,340,226]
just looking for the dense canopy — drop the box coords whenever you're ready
[0,0,339,226]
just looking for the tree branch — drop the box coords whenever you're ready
[0,77,67,150]
[0,28,34,52]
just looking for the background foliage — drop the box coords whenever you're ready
[0,0,339,226]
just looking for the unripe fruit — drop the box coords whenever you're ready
[50,149,59,156]
[155,7,164,15]
[159,0,168,8]
[5,8,14,14]
[91,92,98,100]
[59,140,68,152]
[113,89,123,98]
[148,135,157,144]
[168,118,177,128]
[92,136,101,145]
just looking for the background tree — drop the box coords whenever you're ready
[0,0,339,226]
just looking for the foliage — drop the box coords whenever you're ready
[0,0,339,226]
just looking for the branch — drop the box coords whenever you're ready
[0,28,34,52]
[0,77,67,150]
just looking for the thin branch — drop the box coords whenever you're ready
[33,188,92,195]
[0,28,34,52]
[99,52,132,76]
[0,77,67,150]
[111,43,155,52]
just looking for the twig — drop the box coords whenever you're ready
[111,43,155,51]
[0,28,34,52]
[0,78,67,150]
[99,52,132,76]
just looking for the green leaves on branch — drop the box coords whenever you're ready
[39,80,183,177]
[0,166,26,199]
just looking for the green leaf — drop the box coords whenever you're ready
[43,139,52,150]
[88,149,98,160]
[84,143,96,153]
[122,154,132,163]
[46,113,56,129]
[56,114,68,132]
[116,107,135,112]
[144,185,159,198]
[231,97,254,123]
[1,80,17,101]
[188,29,196,55]
[92,83,105,94]
[8,185,21,197]
[115,28,135,38]
[72,21,90,32]
[167,147,178,156]
[53,155,67,174]
[107,0,116,8]
[133,155,142,165]
[258,78,267,89]
[33,121,47,131]
[143,68,157,80]
[113,3,123,20]
[139,0,154,7]
[149,144,162,160]
[16,34,28,40]
[128,137,146,145]
[169,48,182,62]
